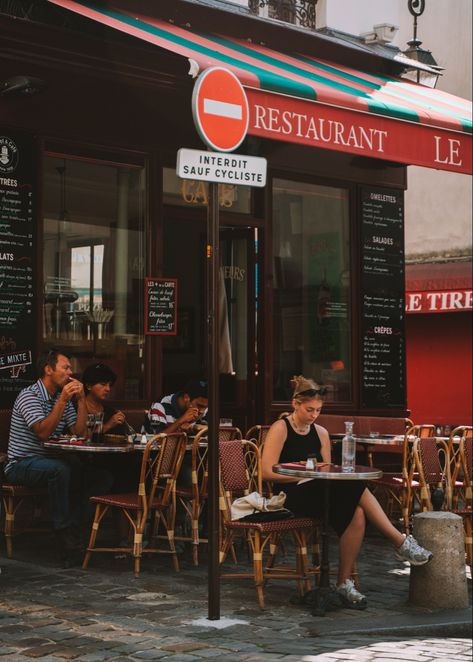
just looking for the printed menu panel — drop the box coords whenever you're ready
[0,131,37,405]
[360,186,406,408]
[145,277,178,335]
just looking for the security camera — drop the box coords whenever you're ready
[0,75,46,96]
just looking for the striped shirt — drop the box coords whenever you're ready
[148,395,177,432]
[5,379,77,474]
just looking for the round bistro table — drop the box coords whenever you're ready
[273,462,382,616]
[44,440,134,453]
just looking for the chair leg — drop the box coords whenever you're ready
[82,503,107,569]
[3,495,15,559]
[266,533,279,569]
[464,515,472,572]
[293,530,310,595]
[252,531,265,609]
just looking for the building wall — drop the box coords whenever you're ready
[317,0,472,260]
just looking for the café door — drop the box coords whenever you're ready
[162,219,260,431]
[219,227,259,430]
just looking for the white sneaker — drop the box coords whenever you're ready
[395,535,433,566]
[336,578,367,609]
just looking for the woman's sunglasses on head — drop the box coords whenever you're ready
[295,387,328,397]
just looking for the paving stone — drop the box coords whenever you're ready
[161,643,210,653]
[75,653,122,662]
[0,646,18,656]
[190,650,228,659]
[155,656,200,662]
[21,644,63,658]
[129,651,169,660]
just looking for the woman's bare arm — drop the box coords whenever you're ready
[261,420,299,483]
[315,424,331,463]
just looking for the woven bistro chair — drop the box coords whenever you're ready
[371,425,434,532]
[412,436,451,511]
[1,452,49,559]
[172,425,242,565]
[82,432,187,576]
[448,426,473,507]
[218,426,242,441]
[174,427,209,566]
[450,434,473,571]
[413,435,472,572]
[245,425,271,450]
[218,438,315,608]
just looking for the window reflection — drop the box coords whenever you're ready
[42,156,145,400]
[272,178,351,403]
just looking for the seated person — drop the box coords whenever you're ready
[82,362,129,436]
[147,380,208,492]
[5,349,113,566]
[147,379,208,434]
[262,374,433,610]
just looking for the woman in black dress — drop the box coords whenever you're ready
[262,375,432,608]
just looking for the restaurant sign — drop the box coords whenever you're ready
[177,148,267,187]
[406,289,473,313]
[246,89,472,175]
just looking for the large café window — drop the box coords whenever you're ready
[42,156,146,400]
[272,178,351,403]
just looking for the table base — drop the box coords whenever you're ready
[301,586,344,616]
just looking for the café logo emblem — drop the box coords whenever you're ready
[0,136,19,173]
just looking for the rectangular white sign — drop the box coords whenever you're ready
[176,148,267,187]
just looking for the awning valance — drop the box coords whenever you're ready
[49,0,473,174]
[405,261,472,314]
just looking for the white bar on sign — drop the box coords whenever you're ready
[203,98,242,120]
[176,148,267,188]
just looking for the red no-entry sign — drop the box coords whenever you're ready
[192,67,249,152]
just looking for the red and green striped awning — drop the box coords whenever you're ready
[48,0,472,174]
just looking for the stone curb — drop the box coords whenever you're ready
[307,607,472,639]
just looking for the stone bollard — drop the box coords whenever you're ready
[409,511,468,609]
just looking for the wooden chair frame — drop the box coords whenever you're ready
[218,438,314,608]
[82,432,187,576]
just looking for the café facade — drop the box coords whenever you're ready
[1,0,471,433]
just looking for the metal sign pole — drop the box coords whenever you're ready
[207,180,220,620]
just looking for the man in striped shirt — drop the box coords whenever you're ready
[5,349,112,565]
[147,380,208,434]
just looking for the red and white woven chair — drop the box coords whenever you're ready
[218,438,315,608]
[82,432,187,577]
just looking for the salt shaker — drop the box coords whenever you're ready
[306,454,317,471]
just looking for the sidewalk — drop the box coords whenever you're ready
[0,529,471,661]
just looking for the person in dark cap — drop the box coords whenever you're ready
[82,363,128,436]
[147,379,208,435]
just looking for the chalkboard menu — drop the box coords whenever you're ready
[145,277,178,335]
[360,186,406,408]
[0,131,37,405]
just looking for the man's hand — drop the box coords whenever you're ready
[179,407,199,426]
[59,378,84,403]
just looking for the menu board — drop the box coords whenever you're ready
[360,186,406,408]
[0,131,37,405]
[145,277,178,335]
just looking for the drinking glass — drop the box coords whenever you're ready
[92,412,104,444]
[85,414,95,444]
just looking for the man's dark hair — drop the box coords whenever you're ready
[36,348,71,377]
[185,379,208,400]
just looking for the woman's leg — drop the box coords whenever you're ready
[337,505,365,585]
[359,488,404,547]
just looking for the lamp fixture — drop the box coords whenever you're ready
[401,0,443,88]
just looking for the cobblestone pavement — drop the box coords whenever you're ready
[0,529,471,661]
